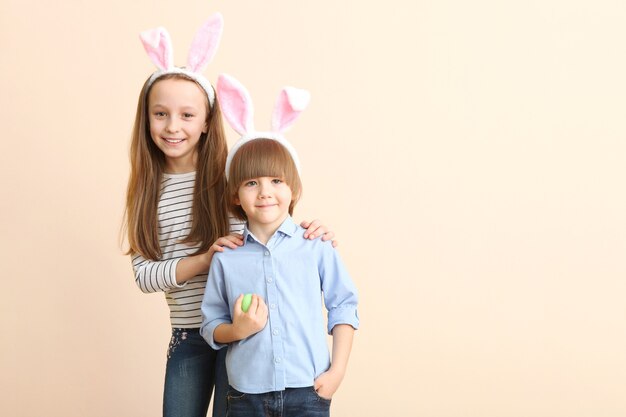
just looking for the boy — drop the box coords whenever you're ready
[200,137,359,417]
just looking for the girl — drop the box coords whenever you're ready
[124,15,335,417]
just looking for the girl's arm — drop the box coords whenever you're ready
[174,234,243,284]
[132,234,243,292]
[313,324,355,399]
[132,254,182,293]
[177,216,245,284]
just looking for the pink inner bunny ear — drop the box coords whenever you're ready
[187,13,224,73]
[217,74,254,136]
[271,87,311,133]
[139,27,173,71]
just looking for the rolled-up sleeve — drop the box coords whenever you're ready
[318,243,359,334]
[200,255,231,350]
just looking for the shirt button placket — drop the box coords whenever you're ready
[263,247,286,390]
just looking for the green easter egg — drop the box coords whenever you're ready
[241,293,253,313]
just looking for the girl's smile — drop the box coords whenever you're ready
[162,137,185,144]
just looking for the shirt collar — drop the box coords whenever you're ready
[242,216,298,245]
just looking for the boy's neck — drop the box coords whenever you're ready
[247,214,290,245]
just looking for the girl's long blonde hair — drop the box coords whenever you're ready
[124,73,230,260]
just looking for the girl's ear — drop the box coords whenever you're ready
[271,87,310,133]
[187,13,224,73]
[217,74,254,136]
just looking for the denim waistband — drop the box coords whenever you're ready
[171,327,200,333]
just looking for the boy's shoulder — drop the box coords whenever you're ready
[210,245,246,265]
[288,225,337,262]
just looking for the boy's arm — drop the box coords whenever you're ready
[213,294,268,343]
[313,241,359,399]
[318,242,359,334]
[200,256,233,349]
[314,324,355,399]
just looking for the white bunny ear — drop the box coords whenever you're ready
[187,12,224,73]
[139,27,173,71]
[217,74,254,136]
[271,87,310,133]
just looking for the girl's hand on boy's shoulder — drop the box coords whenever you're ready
[209,233,244,255]
[313,367,344,400]
[300,219,338,248]
[203,234,244,269]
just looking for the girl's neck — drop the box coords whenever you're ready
[164,154,197,174]
[164,166,195,175]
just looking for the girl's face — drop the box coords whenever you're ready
[148,78,208,173]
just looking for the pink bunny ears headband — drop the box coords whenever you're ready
[140,13,223,106]
[217,74,310,179]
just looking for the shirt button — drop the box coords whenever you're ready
[275,357,282,363]
[264,251,270,256]
[272,329,279,336]
[270,303,276,309]
[267,277,273,283]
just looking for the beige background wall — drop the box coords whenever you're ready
[1,0,625,416]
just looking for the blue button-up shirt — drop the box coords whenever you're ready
[200,216,359,394]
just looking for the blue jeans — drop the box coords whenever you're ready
[226,386,331,417]
[163,328,228,417]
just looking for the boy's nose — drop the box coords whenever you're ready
[258,182,272,197]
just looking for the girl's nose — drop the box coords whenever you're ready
[166,118,180,132]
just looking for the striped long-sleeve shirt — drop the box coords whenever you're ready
[131,171,244,328]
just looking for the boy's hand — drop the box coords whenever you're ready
[314,367,345,400]
[231,294,268,340]
[300,219,338,247]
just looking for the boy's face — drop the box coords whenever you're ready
[235,176,293,230]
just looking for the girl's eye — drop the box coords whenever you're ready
[271,178,283,184]
[244,180,257,187]
[183,113,194,118]
[154,111,166,117]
